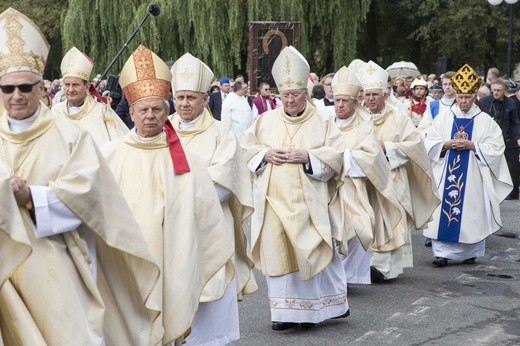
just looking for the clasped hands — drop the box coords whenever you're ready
[443,139,475,151]
[264,148,309,165]
[10,174,32,206]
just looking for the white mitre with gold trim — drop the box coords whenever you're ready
[272,46,309,92]
[170,53,214,93]
[332,65,361,97]
[61,47,93,81]
[0,8,50,77]
[357,60,388,91]
[119,45,172,105]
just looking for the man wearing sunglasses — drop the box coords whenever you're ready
[252,82,281,119]
[0,8,159,344]
[51,47,128,147]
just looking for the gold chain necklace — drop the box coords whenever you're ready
[283,122,304,148]
[452,113,476,140]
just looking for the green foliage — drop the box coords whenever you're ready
[60,0,370,80]
[0,0,68,79]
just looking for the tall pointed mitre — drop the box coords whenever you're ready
[272,46,310,92]
[0,8,50,77]
[451,64,481,94]
[61,47,94,81]
[306,74,315,97]
[331,65,361,97]
[357,60,388,91]
[119,45,172,105]
[170,53,214,93]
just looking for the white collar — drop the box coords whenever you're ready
[179,113,203,129]
[7,106,41,133]
[130,127,164,142]
[335,115,355,126]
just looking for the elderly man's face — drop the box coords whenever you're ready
[364,89,387,114]
[456,94,476,113]
[281,89,307,116]
[174,90,207,122]
[130,97,168,137]
[63,77,89,107]
[0,71,43,120]
[334,95,357,120]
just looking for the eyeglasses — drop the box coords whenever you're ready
[0,81,41,94]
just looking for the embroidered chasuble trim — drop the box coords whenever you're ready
[270,293,347,311]
[437,117,475,242]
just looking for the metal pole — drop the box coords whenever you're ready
[507,4,514,77]
[94,12,151,88]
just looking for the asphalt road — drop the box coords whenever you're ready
[235,200,520,346]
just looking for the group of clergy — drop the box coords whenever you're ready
[0,7,513,346]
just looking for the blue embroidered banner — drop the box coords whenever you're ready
[437,118,475,242]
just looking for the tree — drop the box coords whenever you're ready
[61,0,371,80]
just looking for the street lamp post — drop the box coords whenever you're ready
[488,0,518,77]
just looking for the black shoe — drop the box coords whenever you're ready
[300,322,316,329]
[425,238,432,247]
[370,266,386,283]
[505,193,519,200]
[462,257,476,265]
[271,322,297,331]
[432,257,448,267]
[331,309,350,319]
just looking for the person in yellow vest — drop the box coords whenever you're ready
[101,45,234,345]
[355,60,439,282]
[52,46,128,146]
[0,9,159,345]
[242,46,348,331]
[329,62,406,285]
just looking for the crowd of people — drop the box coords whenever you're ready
[0,7,515,345]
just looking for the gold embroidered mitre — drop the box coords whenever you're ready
[357,60,388,91]
[272,46,310,92]
[61,47,93,81]
[451,64,481,94]
[0,8,50,77]
[119,45,172,105]
[170,53,214,93]
[332,65,361,97]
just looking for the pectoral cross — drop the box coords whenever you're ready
[283,140,295,149]
[454,125,468,140]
